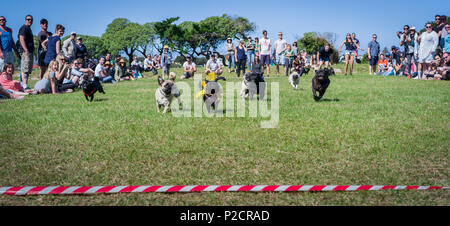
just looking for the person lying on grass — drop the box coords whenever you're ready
[0,84,24,99]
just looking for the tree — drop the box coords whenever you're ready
[153,17,184,55]
[297,32,339,63]
[135,22,157,57]
[102,18,150,64]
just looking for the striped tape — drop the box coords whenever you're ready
[0,185,449,196]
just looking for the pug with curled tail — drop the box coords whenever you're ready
[155,73,182,113]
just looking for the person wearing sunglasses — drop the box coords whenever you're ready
[0,16,18,74]
[397,25,415,76]
[416,23,439,80]
[18,15,35,91]
[339,33,360,75]
[444,24,450,54]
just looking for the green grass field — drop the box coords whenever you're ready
[0,63,449,205]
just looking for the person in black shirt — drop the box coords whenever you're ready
[18,15,35,90]
[74,37,88,67]
[317,43,333,69]
[37,18,52,80]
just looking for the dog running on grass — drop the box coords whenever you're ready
[155,73,182,114]
[312,68,331,101]
[81,74,105,102]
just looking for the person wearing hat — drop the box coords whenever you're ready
[226,38,236,73]
[235,39,247,77]
[181,56,196,79]
[114,58,133,81]
[101,60,116,83]
[63,32,76,63]
[74,36,88,63]
[161,45,174,79]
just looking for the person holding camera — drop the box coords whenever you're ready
[396,25,415,76]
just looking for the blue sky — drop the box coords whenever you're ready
[1,0,448,55]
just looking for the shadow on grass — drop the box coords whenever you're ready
[93,98,108,102]
[320,98,340,102]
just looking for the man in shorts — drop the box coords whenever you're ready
[258,30,272,77]
[274,32,287,77]
[368,34,380,75]
[317,43,333,69]
[18,15,35,90]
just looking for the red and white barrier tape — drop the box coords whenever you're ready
[0,185,448,196]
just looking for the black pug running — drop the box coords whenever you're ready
[312,68,331,101]
[81,74,105,102]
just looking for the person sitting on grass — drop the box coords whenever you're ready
[180,56,196,79]
[71,57,94,85]
[434,53,449,80]
[205,54,223,75]
[34,59,71,94]
[394,55,407,76]
[0,63,30,94]
[130,56,143,79]
[101,61,116,83]
[144,54,153,72]
[0,84,24,100]
[376,54,389,75]
[114,58,134,81]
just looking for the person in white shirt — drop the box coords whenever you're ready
[417,23,439,79]
[143,54,153,71]
[95,57,108,81]
[181,56,197,79]
[205,54,223,75]
[274,32,287,77]
[258,30,272,77]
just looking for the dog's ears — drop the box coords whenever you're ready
[158,76,164,86]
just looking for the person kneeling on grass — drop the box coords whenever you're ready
[131,56,143,79]
[181,56,196,79]
[205,54,223,75]
[376,54,389,75]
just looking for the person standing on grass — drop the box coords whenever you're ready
[246,37,255,71]
[254,37,260,58]
[37,19,51,79]
[161,45,174,79]
[317,43,333,69]
[235,39,247,78]
[339,33,360,75]
[351,33,364,61]
[274,32,287,77]
[417,23,439,80]
[180,56,196,79]
[0,16,18,73]
[18,15,35,91]
[368,34,380,75]
[43,24,65,66]
[63,32,76,63]
[226,38,236,73]
[398,25,415,77]
[259,30,272,77]
[284,44,296,76]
